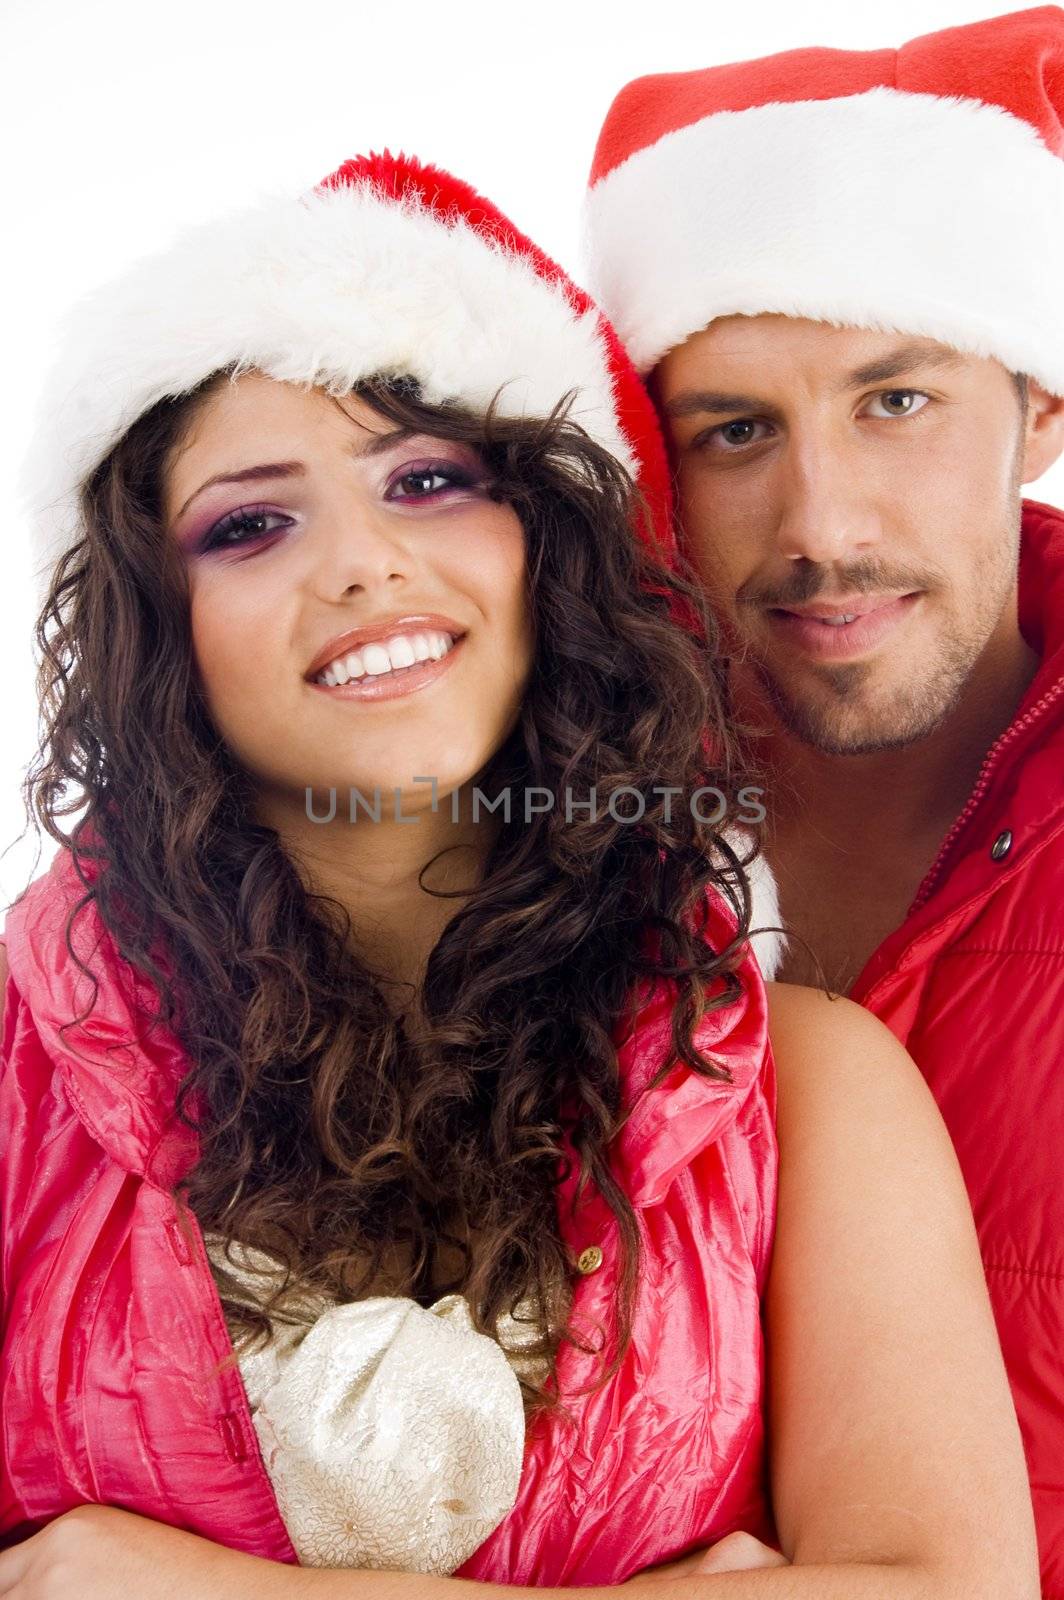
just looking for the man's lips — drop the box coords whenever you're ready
[769,592,918,621]
[763,592,922,659]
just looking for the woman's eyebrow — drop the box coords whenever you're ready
[175,426,416,520]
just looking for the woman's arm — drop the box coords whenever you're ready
[0,985,1039,1599]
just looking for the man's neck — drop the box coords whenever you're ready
[739,613,1040,993]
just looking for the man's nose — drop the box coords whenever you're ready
[774,442,881,565]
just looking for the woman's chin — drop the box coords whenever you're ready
[297,771,486,824]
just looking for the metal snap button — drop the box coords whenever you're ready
[990,830,1013,861]
[576,1245,603,1275]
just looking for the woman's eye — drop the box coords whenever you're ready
[704,418,771,451]
[386,463,476,500]
[201,506,290,552]
[865,390,930,419]
[396,470,453,496]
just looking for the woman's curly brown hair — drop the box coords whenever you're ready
[17,367,771,1418]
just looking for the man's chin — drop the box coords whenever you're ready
[757,668,952,756]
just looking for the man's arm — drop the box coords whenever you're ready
[0,974,1040,1599]
[757,981,1038,1597]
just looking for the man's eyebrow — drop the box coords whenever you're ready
[661,342,968,422]
[661,391,778,419]
[842,341,966,389]
[175,426,416,521]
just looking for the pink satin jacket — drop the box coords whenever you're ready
[0,843,777,1585]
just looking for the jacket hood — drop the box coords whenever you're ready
[1019,498,1064,669]
[851,497,1064,1004]
[3,841,770,1207]
[4,843,198,1189]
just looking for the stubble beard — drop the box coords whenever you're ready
[745,494,1025,757]
[750,630,978,755]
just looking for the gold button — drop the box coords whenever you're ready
[576,1245,603,1275]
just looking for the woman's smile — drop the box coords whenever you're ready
[307,629,467,703]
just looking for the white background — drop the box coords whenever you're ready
[2,0,1060,918]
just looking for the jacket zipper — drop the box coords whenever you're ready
[908,673,1064,915]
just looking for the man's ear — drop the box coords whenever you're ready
[1020,379,1064,484]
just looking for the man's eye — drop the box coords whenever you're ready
[866,390,931,419]
[706,418,770,450]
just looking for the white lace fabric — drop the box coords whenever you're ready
[202,1233,545,1572]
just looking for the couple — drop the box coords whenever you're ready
[1,7,1062,1598]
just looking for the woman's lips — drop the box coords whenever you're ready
[306,635,465,701]
[765,594,921,659]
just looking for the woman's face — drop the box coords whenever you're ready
[162,372,534,820]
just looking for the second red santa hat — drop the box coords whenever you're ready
[583,6,1064,393]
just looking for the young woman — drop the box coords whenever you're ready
[0,153,1038,1598]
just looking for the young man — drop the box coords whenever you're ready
[584,6,1064,1594]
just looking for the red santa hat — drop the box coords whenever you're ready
[18,148,785,978]
[20,151,673,606]
[583,6,1064,389]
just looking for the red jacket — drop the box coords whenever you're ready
[0,849,777,1585]
[849,498,1064,1598]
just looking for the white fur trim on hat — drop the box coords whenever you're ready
[583,86,1064,391]
[718,824,788,982]
[20,179,637,602]
[743,847,787,982]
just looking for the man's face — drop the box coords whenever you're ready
[654,315,1031,755]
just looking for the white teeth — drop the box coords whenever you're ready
[386,636,416,670]
[820,614,858,626]
[362,643,393,676]
[314,629,457,685]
